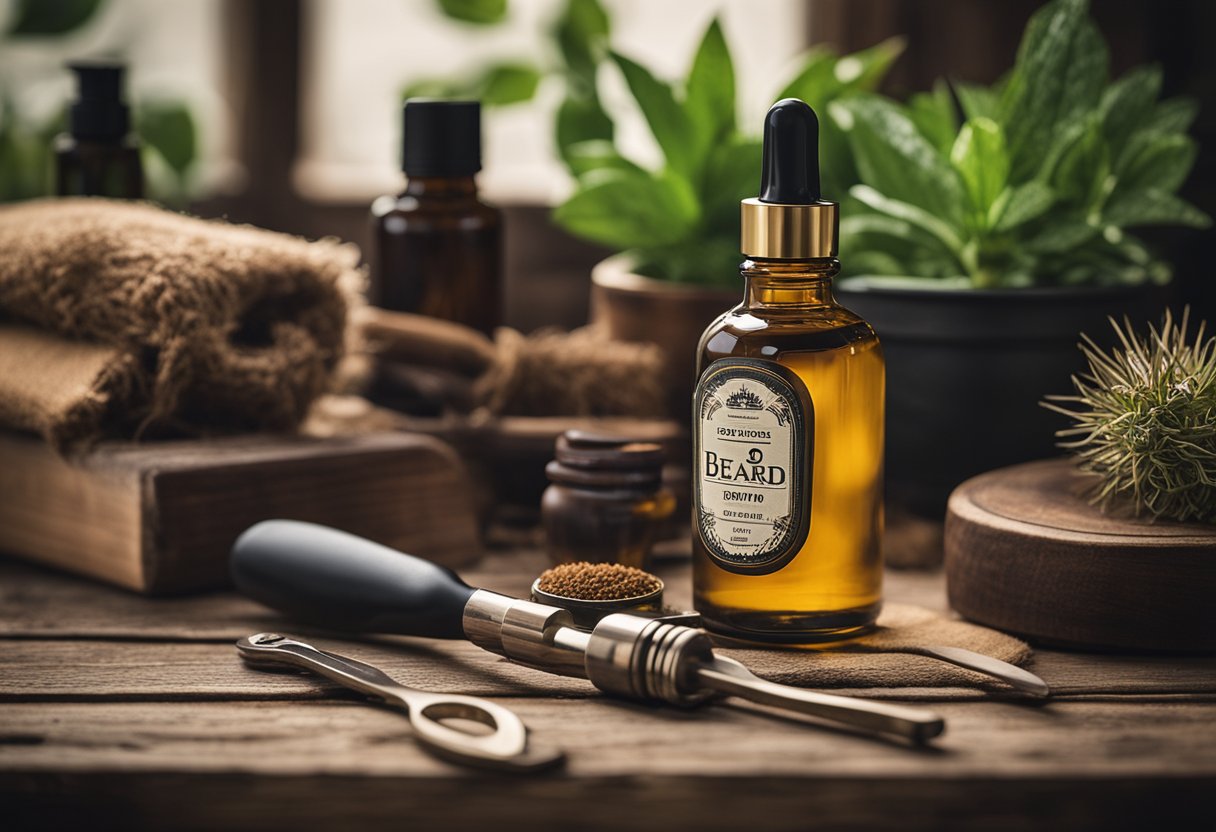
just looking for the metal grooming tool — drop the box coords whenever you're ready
[236,632,564,772]
[531,576,1046,697]
[828,643,1050,697]
[232,521,946,744]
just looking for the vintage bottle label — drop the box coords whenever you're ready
[693,358,813,574]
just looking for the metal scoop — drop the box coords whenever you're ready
[232,520,946,744]
[236,632,564,772]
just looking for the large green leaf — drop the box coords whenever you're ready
[479,63,541,105]
[1000,0,1109,183]
[907,81,959,155]
[850,184,967,264]
[842,211,961,266]
[553,169,699,248]
[137,100,196,179]
[1116,132,1197,195]
[403,61,541,107]
[777,49,836,111]
[635,237,741,284]
[830,95,966,225]
[1151,97,1198,135]
[831,37,905,94]
[610,51,696,176]
[563,139,644,178]
[1051,116,1108,209]
[683,18,735,150]
[700,137,761,236]
[7,0,103,36]
[1025,217,1099,253]
[779,38,903,114]
[1103,188,1211,229]
[1099,66,1161,161]
[954,81,1000,122]
[436,0,506,26]
[553,0,609,97]
[950,117,1008,219]
[990,181,1056,232]
[555,94,613,172]
[0,102,56,201]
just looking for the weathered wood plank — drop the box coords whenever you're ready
[0,637,595,700]
[4,637,1215,702]
[0,552,952,641]
[0,552,547,640]
[2,700,1214,831]
[5,553,1213,699]
[3,699,1215,776]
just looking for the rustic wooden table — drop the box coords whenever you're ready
[3,545,1215,831]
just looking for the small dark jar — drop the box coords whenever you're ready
[541,431,675,569]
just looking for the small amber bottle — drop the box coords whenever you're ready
[692,99,884,643]
[55,62,143,199]
[370,99,502,335]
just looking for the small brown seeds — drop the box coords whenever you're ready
[536,561,662,601]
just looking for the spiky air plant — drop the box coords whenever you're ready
[1043,308,1216,524]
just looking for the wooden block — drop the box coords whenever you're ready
[0,432,481,595]
[945,458,1216,652]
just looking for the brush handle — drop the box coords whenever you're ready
[230,520,476,638]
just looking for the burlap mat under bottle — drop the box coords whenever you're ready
[717,603,1033,696]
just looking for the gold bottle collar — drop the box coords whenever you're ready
[740,198,838,259]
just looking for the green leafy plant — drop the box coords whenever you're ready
[829,0,1210,289]
[1043,309,1216,524]
[401,0,605,111]
[551,17,903,284]
[404,0,609,120]
[436,0,506,26]
[5,0,104,36]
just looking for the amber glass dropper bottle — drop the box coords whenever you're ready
[55,61,143,199]
[370,99,503,335]
[692,98,885,643]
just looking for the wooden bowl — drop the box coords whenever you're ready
[945,459,1216,653]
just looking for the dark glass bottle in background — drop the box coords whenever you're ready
[370,99,502,336]
[55,62,143,199]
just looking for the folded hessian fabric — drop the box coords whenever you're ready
[0,198,361,449]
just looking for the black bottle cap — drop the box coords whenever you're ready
[67,61,131,142]
[758,98,821,204]
[402,99,482,177]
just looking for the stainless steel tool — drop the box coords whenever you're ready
[231,520,946,744]
[829,643,1050,697]
[236,631,564,772]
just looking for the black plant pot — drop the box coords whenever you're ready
[835,279,1171,517]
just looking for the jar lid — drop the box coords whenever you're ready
[555,430,666,471]
[545,460,663,491]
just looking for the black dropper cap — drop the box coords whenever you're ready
[67,61,131,142]
[758,98,821,204]
[741,98,837,258]
[402,99,482,177]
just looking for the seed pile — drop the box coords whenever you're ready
[536,562,662,601]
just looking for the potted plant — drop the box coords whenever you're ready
[551,15,904,416]
[828,0,1210,513]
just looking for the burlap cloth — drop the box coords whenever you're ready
[0,198,361,449]
[717,603,1033,694]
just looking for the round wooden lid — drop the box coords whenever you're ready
[944,458,1216,652]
